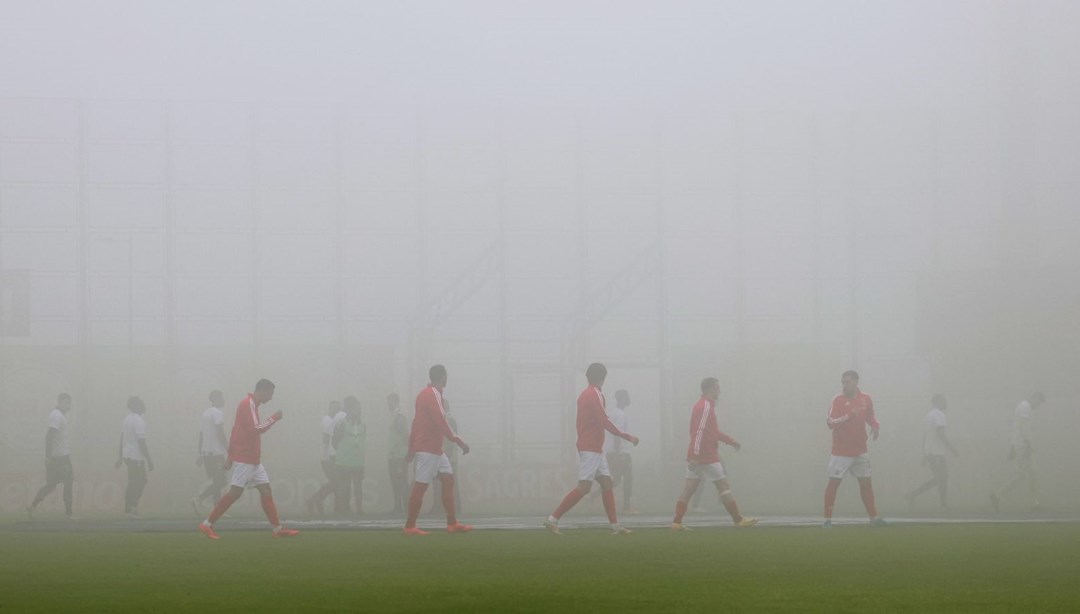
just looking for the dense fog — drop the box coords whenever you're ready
[1,0,1078,519]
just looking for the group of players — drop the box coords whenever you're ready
[24,363,1046,537]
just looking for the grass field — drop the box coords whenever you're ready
[2,523,1079,613]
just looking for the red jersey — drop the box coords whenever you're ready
[409,385,463,456]
[228,394,279,465]
[686,396,738,464]
[827,391,878,457]
[576,385,632,453]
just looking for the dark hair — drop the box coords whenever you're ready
[841,370,859,381]
[209,390,223,402]
[126,396,143,411]
[931,393,946,408]
[57,393,71,403]
[1030,392,1045,404]
[701,377,720,394]
[585,363,607,385]
[429,364,447,383]
[387,392,399,402]
[344,395,361,411]
[614,389,630,405]
[255,379,275,392]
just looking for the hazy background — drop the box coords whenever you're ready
[1,0,1078,517]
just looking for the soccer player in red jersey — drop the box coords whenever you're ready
[198,379,299,539]
[671,378,757,530]
[544,363,639,535]
[403,365,472,536]
[823,370,888,528]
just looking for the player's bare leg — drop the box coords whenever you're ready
[858,477,888,526]
[671,478,700,530]
[713,478,756,527]
[255,484,298,537]
[597,475,630,534]
[545,480,592,535]
[823,477,842,528]
[404,480,431,535]
[200,484,244,539]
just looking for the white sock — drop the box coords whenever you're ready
[201,519,211,527]
[547,515,557,524]
[611,523,621,530]
[273,525,282,532]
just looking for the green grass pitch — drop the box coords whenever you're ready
[2,524,1079,612]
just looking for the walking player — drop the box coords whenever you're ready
[26,393,77,520]
[403,365,472,535]
[116,396,153,519]
[198,379,299,539]
[192,390,229,516]
[671,378,757,530]
[544,363,639,535]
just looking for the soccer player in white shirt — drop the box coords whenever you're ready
[115,396,154,519]
[27,393,76,520]
[604,390,635,513]
[307,400,343,514]
[191,390,229,516]
[990,392,1045,512]
[906,394,958,510]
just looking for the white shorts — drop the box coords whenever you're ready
[577,451,611,482]
[230,462,270,489]
[686,462,726,482]
[414,452,453,484]
[827,454,871,479]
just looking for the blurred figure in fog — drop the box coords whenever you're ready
[386,393,410,515]
[192,390,229,516]
[334,396,367,515]
[990,392,1045,512]
[27,393,77,520]
[606,389,636,513]
[906,394,957,510]
[307,400,343,514]
[116,396,153,519]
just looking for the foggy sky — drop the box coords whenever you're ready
[1,1,1078,517]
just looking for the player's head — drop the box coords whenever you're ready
[328,399,342,416]
[701,377,720,401]
[614,389,630,408]
[57,393,72,413]
[841,370,859,396]
[387,392,400,411]
[931,393,947,411]
[344,395,361,419]
[429,364,448,388]
[127,396,145,414]
[585,363,607,387]
[254,378,275,404]
[209,390,224,408]
[1029,392,1045,408]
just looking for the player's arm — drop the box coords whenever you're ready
[215,423,228,452]
[600,403,638,446]
[114,433,124,469]
[44,427,57,460]
[708,408,740,450]
[331,420,345,450]
[139,437,154,472]
[434,404,469,454]
[866,399,880,441]
[394,414,408,441]
[826,398,850,429]
[254,410,283,435]
[196,431,204,466]
[937,425,958,456]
